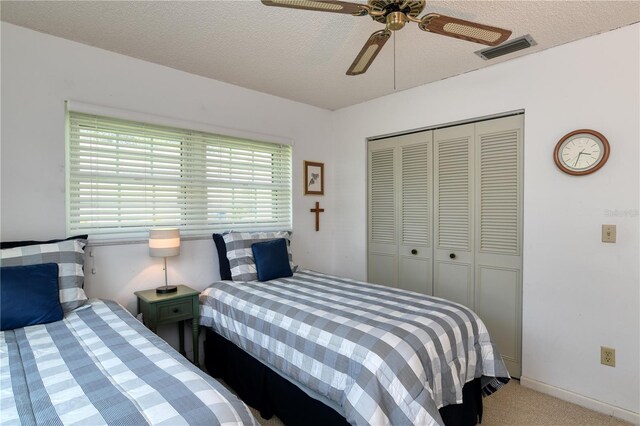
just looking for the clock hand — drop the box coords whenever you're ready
[574,152,583,167]
[573,149,587,167]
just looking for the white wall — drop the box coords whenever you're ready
[2,20,639,420]
[1,22,336,346]
[331,24,640,419]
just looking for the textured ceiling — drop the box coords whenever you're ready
[2,1,639,110]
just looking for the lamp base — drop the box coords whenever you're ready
[156,285,178,294]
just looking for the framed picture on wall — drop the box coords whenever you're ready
[304,161,324,195]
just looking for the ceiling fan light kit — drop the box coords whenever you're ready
[386,11,407,31]
[262,0,513,75]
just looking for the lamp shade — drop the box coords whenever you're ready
[149,228,180,257]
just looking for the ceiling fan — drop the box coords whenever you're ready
[262,0,512,75]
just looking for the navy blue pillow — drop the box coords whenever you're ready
[251,238,293,282]
[1,263,63,331]
[212,233,232,281]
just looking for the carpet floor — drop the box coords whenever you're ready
[245,380,631,426]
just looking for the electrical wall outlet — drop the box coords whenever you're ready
[602,224,616,243]
[601,346,615,367]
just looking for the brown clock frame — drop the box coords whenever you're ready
[553,129,610,176]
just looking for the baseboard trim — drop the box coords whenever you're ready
[520,376,640,425]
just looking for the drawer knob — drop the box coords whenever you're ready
[411,249,418,255]
[172,308,179,313]
[449,253,456,259]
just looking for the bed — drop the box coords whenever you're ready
[200,232,510,426]
[1,236,257,426]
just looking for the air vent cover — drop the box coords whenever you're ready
[475,34,537,60]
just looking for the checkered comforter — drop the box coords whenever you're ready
[200,270,510,426]
[0,299,257,426]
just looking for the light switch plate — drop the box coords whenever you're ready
[602,224,616,243]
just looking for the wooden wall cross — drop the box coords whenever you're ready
[310,201,325,232]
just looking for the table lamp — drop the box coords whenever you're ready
[149,228,180,294]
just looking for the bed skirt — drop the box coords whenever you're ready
[204,328,483,426]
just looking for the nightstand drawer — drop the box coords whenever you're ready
[157,299,193,323]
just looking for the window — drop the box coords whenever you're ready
[67,111,292,238]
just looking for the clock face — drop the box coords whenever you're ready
[554,130,610,175]
[559,135,603,171]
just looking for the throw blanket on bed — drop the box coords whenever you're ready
[0,299,257,426]
[200,270,510,426]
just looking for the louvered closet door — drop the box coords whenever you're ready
[433,123,475,308]
[474,115,523,377]
[398,132,433,295]
[368,115,523,377]
[368,138,398,287]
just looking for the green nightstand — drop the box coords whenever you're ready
[135,284,200,366]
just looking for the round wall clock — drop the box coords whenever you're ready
[553,129,610,175]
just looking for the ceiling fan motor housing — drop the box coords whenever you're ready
[370,0,426,24]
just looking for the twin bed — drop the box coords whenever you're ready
[1,299,256,425]
[200,232,510,426]
[0,236,255,426]
[1,232,510,426]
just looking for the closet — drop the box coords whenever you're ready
[367,114,523,377]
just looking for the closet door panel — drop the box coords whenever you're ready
[474,114,523,377]
[368,139,398,287]
[433,123,474,308]
[369,253,397,286]
[476,265,521,376]
[399,257,432,294]
[476,118,521,259]
[434,262,473,307]
[398,132,433,295]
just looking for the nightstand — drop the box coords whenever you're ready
[135,284,200,366]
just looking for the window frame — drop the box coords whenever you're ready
[65,102,293,241]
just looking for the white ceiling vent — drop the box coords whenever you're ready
[475,35,537,60]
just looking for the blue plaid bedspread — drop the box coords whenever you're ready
[200,270,510,426]
[0,299,257,425]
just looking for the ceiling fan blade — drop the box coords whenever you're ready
[419,13,511,46]
[346,30,391,76]
[261,0,367,16]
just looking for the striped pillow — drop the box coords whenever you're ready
[223,231,296,282]
[0,239,88,313]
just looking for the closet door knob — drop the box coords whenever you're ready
[449,253,456,259]
[411,249,418,255]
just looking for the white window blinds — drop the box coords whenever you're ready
[67,111,292,237]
